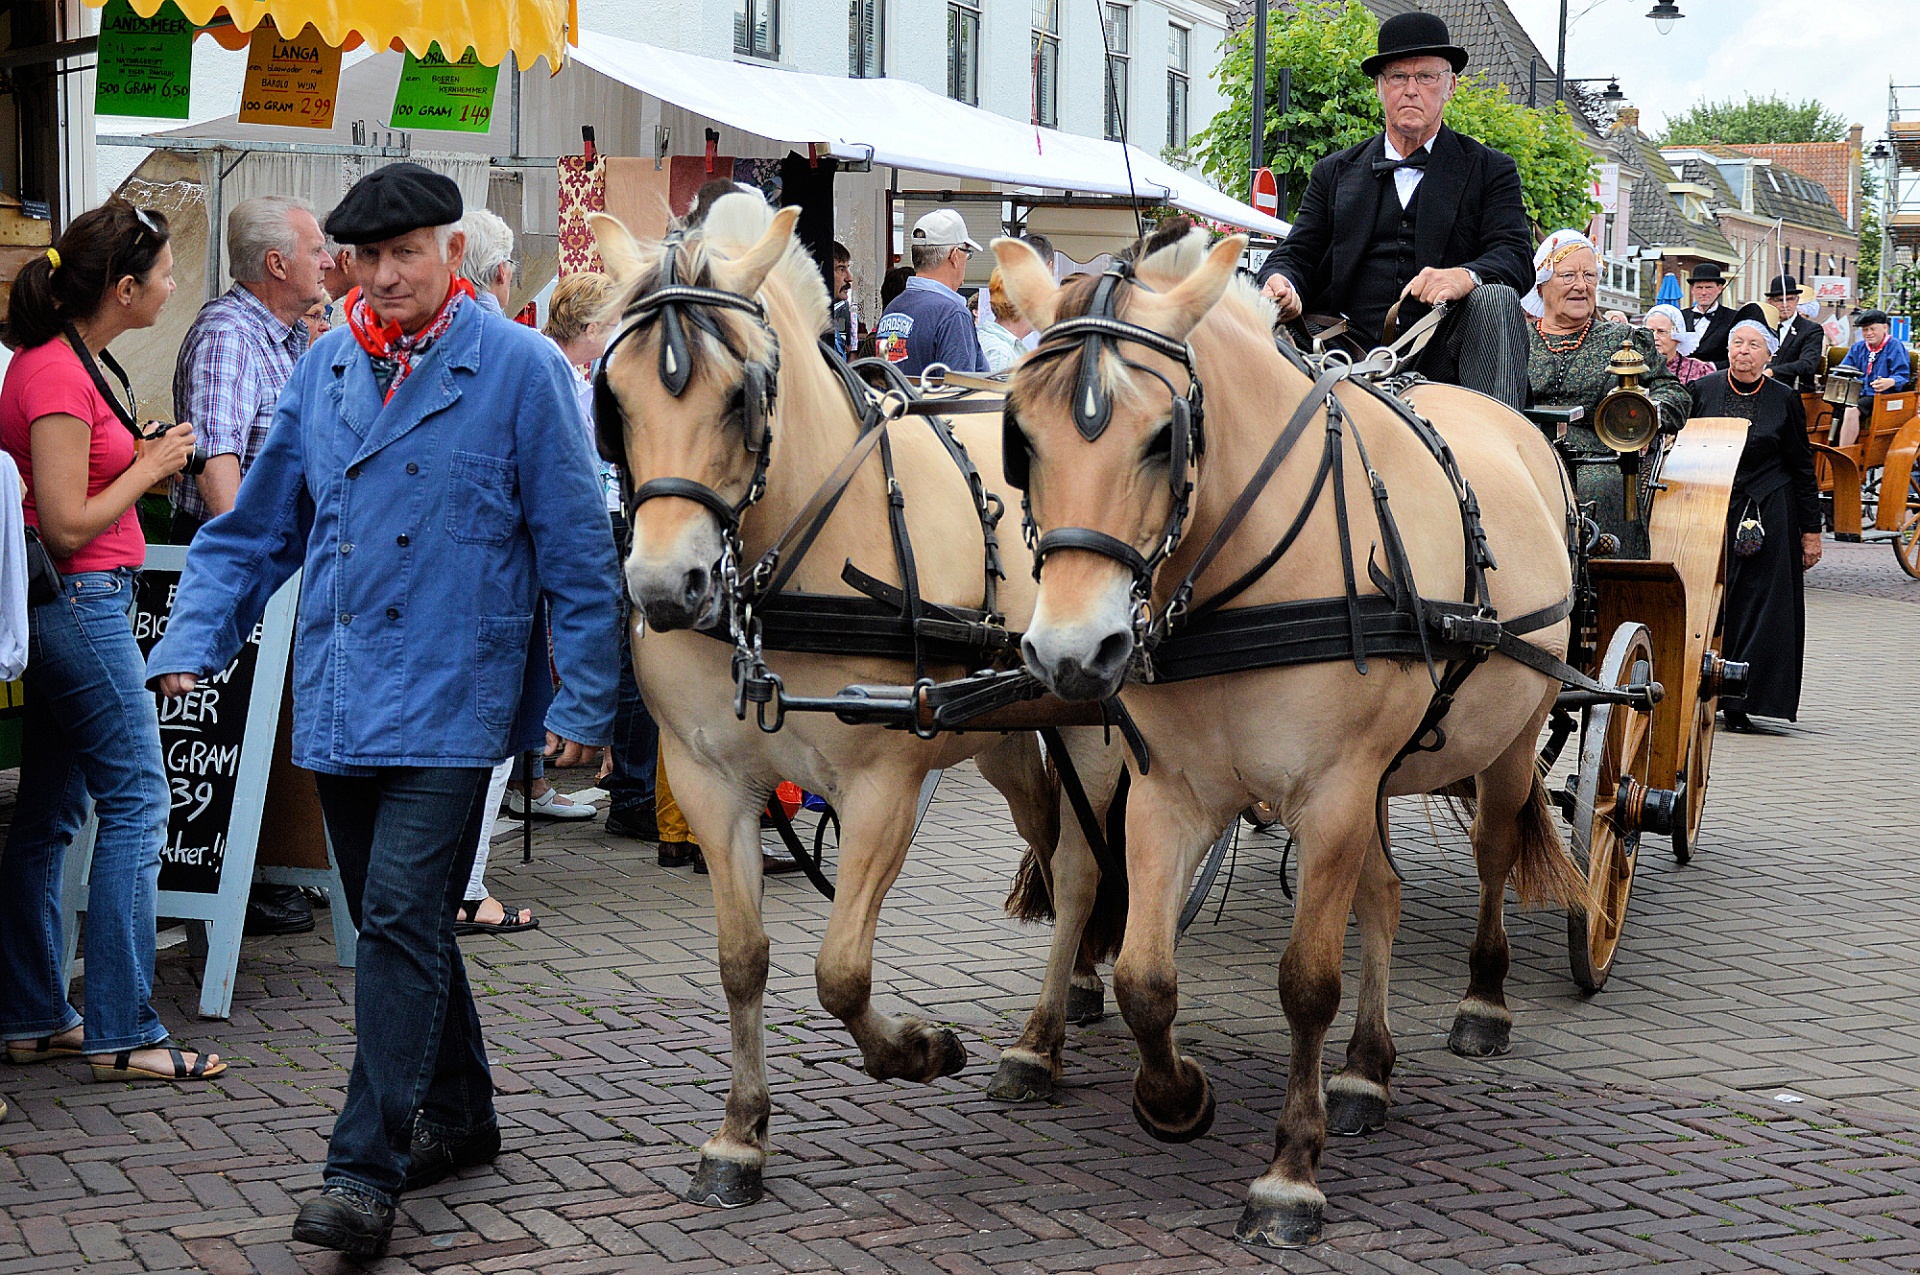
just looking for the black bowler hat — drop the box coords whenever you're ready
[1766,274,1800,298]
[324,162,463,246]
[1362,13,1469,78]
[1688,262,1726,284]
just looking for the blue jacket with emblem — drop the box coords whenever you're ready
[147,297,620,774]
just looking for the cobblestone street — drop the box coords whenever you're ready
[2,541,1917,1274]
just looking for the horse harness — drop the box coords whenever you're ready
[593,242,1030,736]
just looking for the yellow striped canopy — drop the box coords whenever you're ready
[85,0,577,68]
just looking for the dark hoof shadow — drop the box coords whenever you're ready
[1065,984,1106,1024]
[985,1053,1056,1103]
[1236,1200,1324,1248]
[1447,1013,1512,1058]
[1324,1087,1388,1137]
[685,1155,762,1208]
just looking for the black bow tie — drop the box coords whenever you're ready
[1373,147,1429,176]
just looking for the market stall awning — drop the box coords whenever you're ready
[85,0,577,68]
[570,32,1290,238]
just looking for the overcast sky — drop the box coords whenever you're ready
[1505,0,1910,143]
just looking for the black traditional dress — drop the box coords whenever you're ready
[1527,320,1692,558]
[1689,372,1821,721]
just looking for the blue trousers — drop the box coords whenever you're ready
[0,569,171,1054]
[606,514,657,817]
[313,767,494,1204]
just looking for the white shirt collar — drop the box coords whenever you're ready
[1383,128,1441,162]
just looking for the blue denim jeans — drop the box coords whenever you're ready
[314,767,494,1204]
[0,569,171,1053]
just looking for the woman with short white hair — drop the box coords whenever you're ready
[1643,303,1714,384]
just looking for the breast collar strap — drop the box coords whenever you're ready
[1011,264,1206,600]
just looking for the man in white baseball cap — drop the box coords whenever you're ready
[875,208,986,376]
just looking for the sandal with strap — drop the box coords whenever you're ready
[7,1032,84,1065]
[453,899,540,936]
[90,1040,227,1083]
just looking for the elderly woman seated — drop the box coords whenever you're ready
[1524,230,1691,557]
[1642,303,1715,384]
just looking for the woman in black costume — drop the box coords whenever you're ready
[1690,320,1822,730]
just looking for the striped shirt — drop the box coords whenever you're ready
[171,284,310,523]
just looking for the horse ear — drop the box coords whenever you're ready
[717,206,801,296]
[991,237,1059,329]
[587,213,645,283]
[1153,234,1248,340]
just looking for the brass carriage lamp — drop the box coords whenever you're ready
[1595,338,1661,520]
[1822,364,1862,444]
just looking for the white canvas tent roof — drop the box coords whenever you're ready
[570,33,1290,238]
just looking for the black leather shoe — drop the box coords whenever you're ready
[291,1184,394,1257]
[244,884,315,936]
[658,841,698,868]
[404,1121,501,1191]
[607,806,661,841]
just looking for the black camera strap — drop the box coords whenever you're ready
[63,322,140,437]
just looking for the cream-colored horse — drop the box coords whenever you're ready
[994,229,1590,1248]
[589,196,1123,1208]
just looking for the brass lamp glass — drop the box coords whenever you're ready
[1823,364,1862,410]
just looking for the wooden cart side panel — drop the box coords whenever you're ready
[1872,416,1920,533]
[1589,562,1688,786]
[1813,444,1865,538]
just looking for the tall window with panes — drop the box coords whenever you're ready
[948,2,980,104]
[1102,3,1130,142]
[850,0,884,76]
[1032,0,1060,128]
[735,0,778,58]
[1166,24,1190,148]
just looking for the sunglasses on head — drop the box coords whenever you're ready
[131,206,162,237]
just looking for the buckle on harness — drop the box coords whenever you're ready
[1439,612,1504,650]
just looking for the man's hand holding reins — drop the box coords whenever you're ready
[1402,265,1476,307]
[1261,271,1304,322]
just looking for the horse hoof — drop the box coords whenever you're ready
[1131,1065,1215,1143]
[1235,1200,1324,1249]
[986,1053,1056,1103]
[1065,984,1106,1024]
[1448,1010,1512,1058]
[685,1154,762,1208]
[1324,1086,1388,1137]
[934,1027,969,1078]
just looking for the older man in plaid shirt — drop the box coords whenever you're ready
[170,194,333,541]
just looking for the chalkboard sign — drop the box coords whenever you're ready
[131,569,268,893]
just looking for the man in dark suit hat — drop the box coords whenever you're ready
[1681,262,1767,368]
[1763,274,1824,393]
[1255,12,1533,407]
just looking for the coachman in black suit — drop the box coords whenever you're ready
[1681,262,1769,368]
[1255,13,1534,407]
[1763,274,1825,394]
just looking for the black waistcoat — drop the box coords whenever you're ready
[1347,179,1422,346]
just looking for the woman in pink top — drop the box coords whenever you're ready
[0,201,225,1084]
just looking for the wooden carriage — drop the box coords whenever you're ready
[1806,389,1920,577]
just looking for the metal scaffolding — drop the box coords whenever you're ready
[1881,82,1920,302]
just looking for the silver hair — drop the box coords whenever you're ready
[456,208,513,288]
[227,195,313,283]
[910,242,955,272]
[1729,318,1780,356]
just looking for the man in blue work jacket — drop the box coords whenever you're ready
[875,208,986,376]
[148,164,618,1258]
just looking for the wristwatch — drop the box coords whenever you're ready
[1463,268,1482,289]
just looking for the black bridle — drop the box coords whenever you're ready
[594,234,782,533]
[1002,263,1206,590]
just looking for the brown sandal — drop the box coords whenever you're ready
[7,1033,84,1065]
[90,1041,227,1083]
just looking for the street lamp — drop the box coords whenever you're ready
[1646,1,1684,35]
[1872,140,1893,305]
[1601,78,1625,104]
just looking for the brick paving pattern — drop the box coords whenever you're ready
[1,540,1916,1273]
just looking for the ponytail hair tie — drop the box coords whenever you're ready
[44,248,59,272]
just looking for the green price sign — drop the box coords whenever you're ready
[389,44,500,133]
[95,0,194,120]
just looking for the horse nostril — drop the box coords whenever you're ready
[1091,630,1133,675]
[1020,635,1043,674]
[682,566,710,609]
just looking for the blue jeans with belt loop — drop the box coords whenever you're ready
[0,569,172,1054]
[312,767,495,1204]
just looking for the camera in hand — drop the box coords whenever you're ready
[143,419,209,476]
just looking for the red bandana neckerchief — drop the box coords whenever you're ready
[345,277,477,403]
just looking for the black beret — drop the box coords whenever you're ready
[324,163,463,245]
[1858,309,1890,327]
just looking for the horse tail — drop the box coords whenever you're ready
[1508,769,1591,912]
[1003,750,1061,924]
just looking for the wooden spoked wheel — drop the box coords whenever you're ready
[1567,623,1658,993]
[1897,508,1920,579]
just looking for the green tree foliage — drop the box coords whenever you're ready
[1191,0,1596,235]
[1656,96,1847,146]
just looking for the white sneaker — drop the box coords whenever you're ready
[505,787,597,821]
